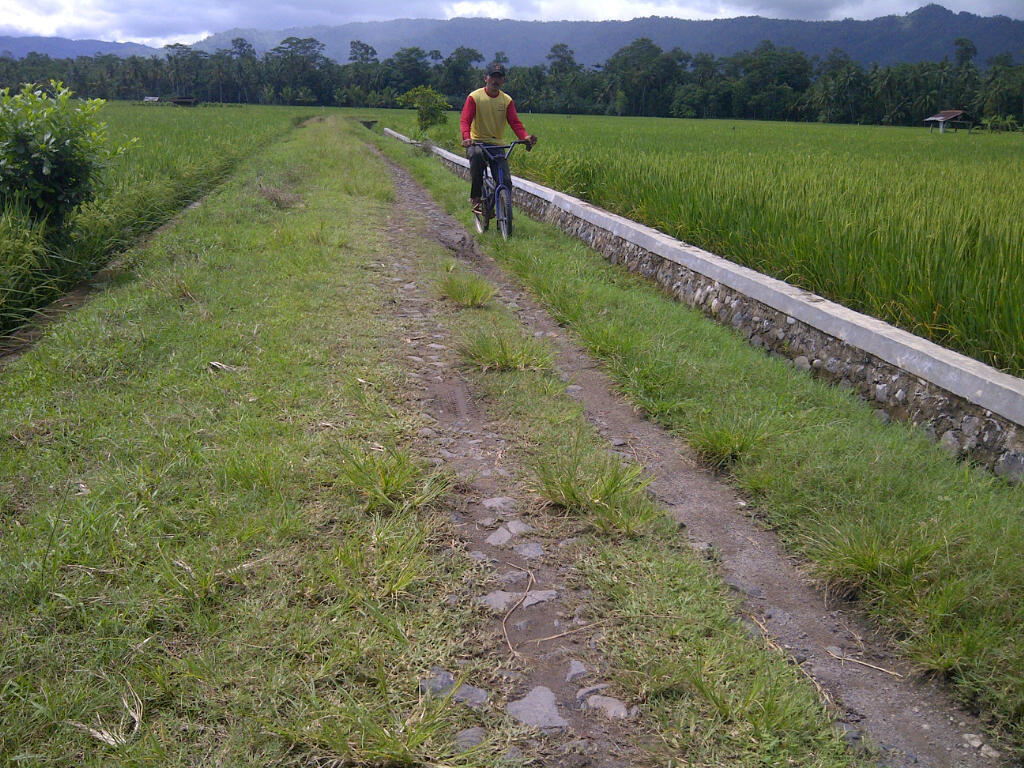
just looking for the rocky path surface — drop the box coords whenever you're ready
[382,175,654,767]
[376,149,1003,767]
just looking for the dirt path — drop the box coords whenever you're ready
[377,152,1004,768]
[382,170,655,767]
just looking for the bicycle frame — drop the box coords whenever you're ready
[473,140,529,239]
[477,142,519,190]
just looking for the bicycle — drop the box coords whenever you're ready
[471,140,531,240]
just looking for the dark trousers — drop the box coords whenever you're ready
[467,144,511,200]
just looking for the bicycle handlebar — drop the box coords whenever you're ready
[472,139,535,159]
[471,139,532,147]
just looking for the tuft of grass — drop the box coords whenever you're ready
[533,434,661,538]
[458,327,553,372]
[438,270,496,308]
[276,681,469,766]
[339,447,454,514]
[326,509,443,602]
[689,413,767,471]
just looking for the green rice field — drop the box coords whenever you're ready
[1,102,317,336]
[404,112,1024,377]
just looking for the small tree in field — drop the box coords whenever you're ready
[398,85,451,132]
[0,81,117,227]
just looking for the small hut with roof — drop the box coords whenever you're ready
[924,110,974,133]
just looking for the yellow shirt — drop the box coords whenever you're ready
[468,87,513,143]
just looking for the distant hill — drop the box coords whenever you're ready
[193,5,1023,66]
[2,5,1021,67]
[0,35,159,59]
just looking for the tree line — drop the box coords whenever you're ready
[2,35,1022,127]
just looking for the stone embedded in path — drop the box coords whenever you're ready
[505,519,534,535]
[575,683,609,703]
[566,660,587,682]
[418,667,489,710]
[480,589,557,612]
[454,684,489,709]
[584,695,632,720]
[514,541,545,559]
[507,686,569,730]
[522,589,558,608]
[498,569,529,584]
[479,591,517,613]
[501,747,525,764]
[486,527,514,547]
[455,727,487,751]
[481,496,517,515]
[420,667,456,697]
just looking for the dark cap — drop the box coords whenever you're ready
[487,62,506,77]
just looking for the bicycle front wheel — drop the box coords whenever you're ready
[496,187,513,240]
[475,179,494,233]
[473,208,488,233]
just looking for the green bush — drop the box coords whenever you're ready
[0,81,116,227]
[397,86,450,132]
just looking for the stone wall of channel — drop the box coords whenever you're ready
[435,151,1024,482]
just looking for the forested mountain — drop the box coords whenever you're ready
[2,5,1021,68]
[194,5,1022,67]
[0,36,157,59]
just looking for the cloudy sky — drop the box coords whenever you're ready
[1,0,1020,48]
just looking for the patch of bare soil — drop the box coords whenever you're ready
[376,152,1005,768]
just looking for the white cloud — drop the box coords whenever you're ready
[443,0,746,21]
[1,0,77,36]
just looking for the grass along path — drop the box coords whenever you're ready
[0,116,504,765]
[2,103,313,339]
[371,130,1024,759]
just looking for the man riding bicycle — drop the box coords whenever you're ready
[460,62,537,215]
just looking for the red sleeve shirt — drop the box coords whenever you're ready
[506,100,528,141]
[460,94,476,140]
[461,91,529,142]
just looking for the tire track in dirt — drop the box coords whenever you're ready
[375,150,1004,768]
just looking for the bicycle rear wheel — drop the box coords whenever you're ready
[496,187,513,240]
